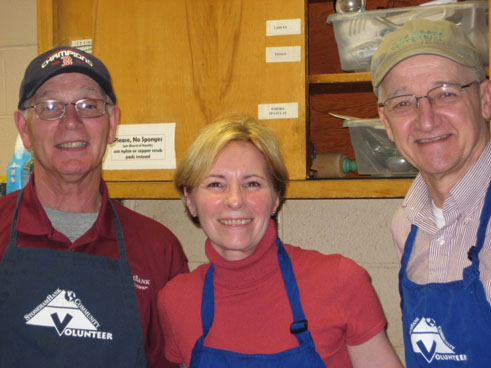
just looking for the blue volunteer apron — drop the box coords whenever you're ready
[399,183,491,367]
[189,238,326,368]
[0,190,147,368]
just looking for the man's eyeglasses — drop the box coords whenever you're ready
[378,81,479,117]
[26,98,110,121]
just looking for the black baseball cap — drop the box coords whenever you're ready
[18,46,116,109]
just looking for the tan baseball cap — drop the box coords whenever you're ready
[370,19,485,95]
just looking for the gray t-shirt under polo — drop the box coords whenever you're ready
[44,207,98,242]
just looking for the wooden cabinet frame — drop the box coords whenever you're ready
[37,0,489,199]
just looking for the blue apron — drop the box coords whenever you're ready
[189,238,326,368]
[399,183,491,367]
[0,190,147,368]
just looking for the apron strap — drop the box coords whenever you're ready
[401,182,491,290]
[400,224,418,279]
[463,181,491,288]
[107,200,129,262]
[471,181,491,260]
[199,239,314,347]
[276,238,311,345]
[200,264,215,337]
[7,189,25,249]
[9,192,129,264]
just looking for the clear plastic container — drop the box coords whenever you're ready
[327,1,488,72]
[342,118,417,177]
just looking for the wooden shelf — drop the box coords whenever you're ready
[310,67,490,85]
[309,72,371,84]
[106,178,413,199]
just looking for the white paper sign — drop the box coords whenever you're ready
[265,46,301,63]
[103,123,176,170]
[258,103,298,120]
[71,39,93,54]
[266,19,301,36]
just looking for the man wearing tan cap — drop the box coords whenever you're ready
[370,19,491,366]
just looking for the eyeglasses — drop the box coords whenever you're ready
[26,98,110,121]
[378,81,479,117]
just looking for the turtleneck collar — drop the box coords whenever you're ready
[205,219,279,289]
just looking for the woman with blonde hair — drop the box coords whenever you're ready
[158,112,402,368]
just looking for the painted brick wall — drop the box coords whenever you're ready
[0,0,37,174]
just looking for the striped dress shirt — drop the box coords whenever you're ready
[391,140,491,304]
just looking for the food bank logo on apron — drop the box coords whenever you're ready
[409,317,467,363]
[24,289,113,340]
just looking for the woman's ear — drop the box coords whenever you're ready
[271,195,280,216]
[184,187,197,217]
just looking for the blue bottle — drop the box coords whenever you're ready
[6,135,33,194]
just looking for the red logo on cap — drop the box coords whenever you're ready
[61,56,73,66]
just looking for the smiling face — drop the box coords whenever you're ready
[185,140,280,261]
[14,72,119,184]
[378,55,490,186]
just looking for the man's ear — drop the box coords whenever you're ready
[107,105,120,144]
[378,107,395,142]
[480,79,491,120]
[14,110,33,150]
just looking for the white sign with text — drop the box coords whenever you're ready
[103,123,176,170]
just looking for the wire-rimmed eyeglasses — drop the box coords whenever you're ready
[378,81,479,117]
[26,98,111,121]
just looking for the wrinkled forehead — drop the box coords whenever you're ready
[33,72,106,100]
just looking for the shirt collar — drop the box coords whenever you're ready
[403,139,491,228]
[16,174,116,242]
[450,139,491,215]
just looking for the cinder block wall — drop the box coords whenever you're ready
[125,198,405,361]
[0,0,37,173]
[2,1,406,363]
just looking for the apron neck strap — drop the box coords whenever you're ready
[401,181,491,278]
[275,238,311,344]
[8,190,127,262]
[400,224,418,276]
[8,189,25,248]
[473,181,491,256]
[200,263,215,337]
[199,238,313,346]
[107,199,128,262]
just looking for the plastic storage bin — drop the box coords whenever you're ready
[327,1,489,72]
[342,118,417,177]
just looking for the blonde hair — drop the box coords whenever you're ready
[175,112,289,203]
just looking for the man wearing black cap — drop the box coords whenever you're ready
[0,47,188,367]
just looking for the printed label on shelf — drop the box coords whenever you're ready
[266,19,301,36]
[103,123,176,170]
[258,103,298,120]
[265,46,301,63]
[70,39,93,54]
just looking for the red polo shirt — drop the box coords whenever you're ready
[0,176,189,368]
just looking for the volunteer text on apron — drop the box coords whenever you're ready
[399,183,491,367]
[189,238,326,368]
[0,190,147,367]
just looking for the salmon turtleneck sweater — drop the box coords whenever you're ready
[158,220,386,367]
